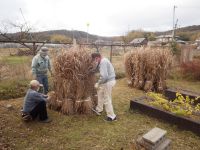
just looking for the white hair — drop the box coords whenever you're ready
[30,80,40,87]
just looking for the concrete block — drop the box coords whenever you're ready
[142,127,167,145]
[155,138,171,150]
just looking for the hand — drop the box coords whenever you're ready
[43,94,48,98]
[32,74,37,80]
[94,83,99,89]
[50,71,54,77]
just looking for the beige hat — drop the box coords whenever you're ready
[30,80,43,87]
[39,47,48,57]
[40,47,49,53]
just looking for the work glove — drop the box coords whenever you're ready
[32,74,37,80]
[50,71,53,77]
[43,94,48,98]
[94,83,99,89]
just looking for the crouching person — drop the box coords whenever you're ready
[21,80,52,123]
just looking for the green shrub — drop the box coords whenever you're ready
[0,80,29,100]
[170,41,181,55]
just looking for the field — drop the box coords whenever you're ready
[1,79,200,150]
[0,47,200,149]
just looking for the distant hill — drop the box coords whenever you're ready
[122,25,200,42]
[156,25,200,35]
[0,29,113,43]
[32,30,113,42]
[0,25,200,43]
[156,25,200,41]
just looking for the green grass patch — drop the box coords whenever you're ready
[0,56,31,65]
[0,79,29,100]
[167,79,200,93]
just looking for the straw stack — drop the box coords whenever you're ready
[48,47,97,115]
[124,47,173,92]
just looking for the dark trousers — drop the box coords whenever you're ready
[30,101,48,121]
[36,75,48,94]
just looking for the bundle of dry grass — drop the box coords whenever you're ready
[124,47,173,92]
[48,47,97,115]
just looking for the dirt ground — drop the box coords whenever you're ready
[0,78,200,150]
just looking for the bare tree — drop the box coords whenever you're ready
[0,21,44,55]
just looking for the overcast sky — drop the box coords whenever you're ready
[0,0,200,36]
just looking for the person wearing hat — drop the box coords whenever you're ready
[31,47,52,94]
[22,80,51,123]
[91,52,117,122]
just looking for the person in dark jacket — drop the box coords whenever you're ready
[22,80,51,123]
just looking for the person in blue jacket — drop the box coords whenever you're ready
[22,80,51,123]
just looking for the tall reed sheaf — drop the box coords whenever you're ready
[48,48,97,115]
[124,47,173,92]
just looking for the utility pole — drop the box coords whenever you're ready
[174,19,178,36]
[172,5,177,41]
[71,28,74,40]
[86,23,90,44]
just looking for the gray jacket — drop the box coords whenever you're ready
[32,54,51,76]
[98,58,116,84]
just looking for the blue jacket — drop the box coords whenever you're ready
[22,89,47,113]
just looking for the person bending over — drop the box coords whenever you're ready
[91,52,117,122]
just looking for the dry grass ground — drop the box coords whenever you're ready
[0,78,200,150]
[0,47,200,149]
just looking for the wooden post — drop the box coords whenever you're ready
[33,42,37,55]
[180,45,194,63]
[123,45,126,53]
[110,45,113,62]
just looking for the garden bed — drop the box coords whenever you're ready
[130,96,200,136]
[165,88,200,105]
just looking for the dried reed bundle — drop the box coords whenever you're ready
[91,94,98,107]
[49,47,96,115]
[74,100,84,114]
[82,97,93,115]
[124,47,173,92]
[47,91,57,109]
[61,99,74,115]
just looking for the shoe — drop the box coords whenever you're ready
[39,118,52,123]
[91,108,102,116]
[22,114,32,122]
[104,116,117,122]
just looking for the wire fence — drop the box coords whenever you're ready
[1,41,197,100]
[0,42,132,100]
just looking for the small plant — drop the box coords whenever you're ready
[170,41,181,55]
[147,92,200,117]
